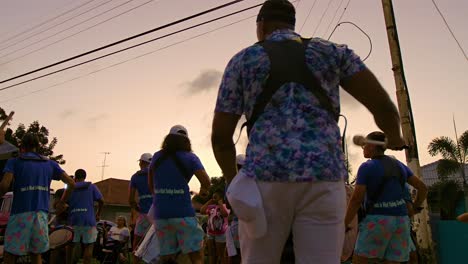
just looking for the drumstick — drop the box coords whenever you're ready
[0,111,14,130]
[48,214,57,225]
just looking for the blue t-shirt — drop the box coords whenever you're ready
[2,152,63,215]
[68,181,103,226]
[150,151,204,219]
[356,157,413,216]
[130,167,152,214]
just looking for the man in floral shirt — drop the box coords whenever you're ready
[211,0,406,263]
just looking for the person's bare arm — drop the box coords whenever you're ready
[194,169,211,198]
[407,175,428,209]
[457,213,468,223]
[95,199,104,221]
[0,129,5,145]
[344,184,366,228]
[211,112,241,183]
[218,200,229,217]
[341,69,405,149]
[55,172,75,214]
[200,199,214,215]
[0,172,13,197]
[128,187,138,210]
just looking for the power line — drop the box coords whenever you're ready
[322,0,345,37]
[336,0,352,25]
[0,0,99,46]
[1,14,257,103]
[0,1,261,92]
[327,21,372,61]
[0,0,152,65]
[430,0,467,61]
[0,0,114,54]
[312,0,333,37]
[299,0,319,33]
[0,0,247,86]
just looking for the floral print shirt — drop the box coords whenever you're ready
[215,29,366,182]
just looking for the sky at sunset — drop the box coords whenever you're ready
[0,0,466,192]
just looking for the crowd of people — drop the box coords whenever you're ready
[0,0,437,263]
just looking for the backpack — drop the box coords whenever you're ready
[357,155,406,222]
[241,38,339,136]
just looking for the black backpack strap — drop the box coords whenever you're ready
[243,38,339,135]
[366,155,404,213]
[152,151,191,183]
[170,155,191,183]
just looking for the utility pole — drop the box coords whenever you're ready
[381,0,435,262]
[99,152,111,181]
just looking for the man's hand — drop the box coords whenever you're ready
[199,187,209,199]
[0,111,15,145]
[386,135,407,151]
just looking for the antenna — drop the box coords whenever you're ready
[98,152,111,181]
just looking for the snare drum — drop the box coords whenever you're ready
[49,226,74,250]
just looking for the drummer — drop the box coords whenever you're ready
[49,183,73,264]
[0,133,75,264]
[66,169,104,264]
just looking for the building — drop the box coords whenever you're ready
[95,178,132,224]
[421,160,468,187]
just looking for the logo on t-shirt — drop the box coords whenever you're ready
[208,207,224,232]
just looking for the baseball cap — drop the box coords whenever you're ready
[169,125,188,137]
[257,0,296,26]
[138,153,152,163]
[226,171,267,239]
[236,154,246,166]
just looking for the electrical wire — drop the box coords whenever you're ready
[0,0,99,46]
[327,21,372,61]
[339,114,350,182]
[0,0,115,54]
[0,0,155,65]
[0,2,261,92]
[312,0,333,37]
[299,0,319,34]
[430,0,467,61]
[1,14,257,104]
[322,0,345,38]
[0,0,247,86]
[336,0,352,26]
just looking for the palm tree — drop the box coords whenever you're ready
[428,130,468,184]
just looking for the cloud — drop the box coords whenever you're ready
[185,69,223,94]
[85,113,109,129]
[340,89,361,109]
[59,109,75,120]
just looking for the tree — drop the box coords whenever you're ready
[428,130,467,183]
[192,176,226,205]
[427,179,464,220]
[0,107,65,164]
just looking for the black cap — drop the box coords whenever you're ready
[257,0,296,26]
[366,131,387,150]
[366,131,386,142]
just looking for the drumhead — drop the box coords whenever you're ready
[49,228,73,249]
